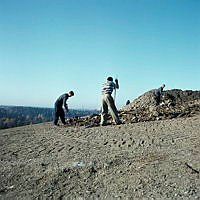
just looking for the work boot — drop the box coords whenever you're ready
[53,123,59,126]
[113,120,122,125]
[100,123,107,126]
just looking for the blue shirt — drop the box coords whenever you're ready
[155,87,163,96]
[55,94,68,110]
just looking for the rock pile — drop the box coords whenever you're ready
[64,89,200,127]
[120,89,200,123]
[65,114,101,127]
[122,89,200,111]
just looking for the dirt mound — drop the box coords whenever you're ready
[122,89,200,111]
[122,89,156,111]
[64,89,200,127]
[120,89,200,124]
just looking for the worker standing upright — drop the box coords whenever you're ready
[100,77,121,126]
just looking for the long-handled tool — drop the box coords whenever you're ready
[113,75,118,103]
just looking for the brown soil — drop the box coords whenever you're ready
[0,89,200,199]
[62,89,200,127]
[0,115,200,199]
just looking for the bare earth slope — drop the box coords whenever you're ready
[0,115,200,199]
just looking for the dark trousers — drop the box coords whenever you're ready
[154,95,161,105]
[54,106,66,125]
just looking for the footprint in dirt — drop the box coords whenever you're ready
[113,140,117,145]
[69,146,74,151]
[122,141,126,145]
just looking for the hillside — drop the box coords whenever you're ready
[0,89,200,199]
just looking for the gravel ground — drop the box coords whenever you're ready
[0,115,200,200]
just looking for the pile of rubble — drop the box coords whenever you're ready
[65,114,101,127]
[123,89,200,111]
[120,89,200,123]
[65,89,200,127]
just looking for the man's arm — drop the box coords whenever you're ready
[63,96,69,112]
[160,87,164,95]
[115,79,119,89]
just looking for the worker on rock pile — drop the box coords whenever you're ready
[53,91,74,126]
[100,77,121,126]
[153,84,165,105]
[126,100,130,105]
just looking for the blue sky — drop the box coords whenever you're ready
[0,0,199,109]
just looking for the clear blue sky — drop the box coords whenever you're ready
[0,0,199,109]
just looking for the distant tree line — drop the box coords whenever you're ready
[0,106,98,129]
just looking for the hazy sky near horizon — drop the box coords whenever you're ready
[0,0,200,109]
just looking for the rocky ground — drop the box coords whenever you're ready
[0,89,200,199]
[0,115,200,199]
[62,89,200,127]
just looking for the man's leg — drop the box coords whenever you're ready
[158,95,161,104]
[100,95,108,125]
[53,107,59,125]
[153,94,159,106]
[156,95,161,105]
[106,94,121,124]
[59,108,66,125]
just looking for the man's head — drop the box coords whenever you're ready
[68,91,74,97]
[107,77,113,82]
[161,84,165,88]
